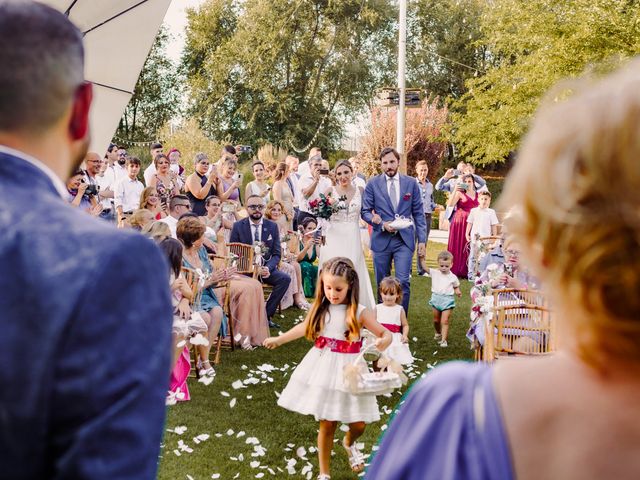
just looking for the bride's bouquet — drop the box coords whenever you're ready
[308,192,347,220]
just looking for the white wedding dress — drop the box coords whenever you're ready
[319,187,376,310]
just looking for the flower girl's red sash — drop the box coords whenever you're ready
[381,323,401,333]
[314,336,362,354]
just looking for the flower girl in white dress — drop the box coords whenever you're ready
[376,276,414,365]
[263,257,392,479]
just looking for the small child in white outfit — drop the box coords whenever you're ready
[420,251,462,347]
[375,277,413,365]
[465,191,499,279]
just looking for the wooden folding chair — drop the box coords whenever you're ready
[227,241,280,312]
[209,254,235,364]
[181,266,204,378]
[227,242,255,273]
[492,288,548,308]
[483,304,555,362]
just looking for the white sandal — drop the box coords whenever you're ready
[342,437,365,473]
[317,475,331,480]
[197,360,215,377]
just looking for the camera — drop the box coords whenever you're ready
[458,183,468,192]
[452,169,462,176]
[236,145,252,154]
[313,227,322,240]
[318,168,329,176]
[81,179,99,197]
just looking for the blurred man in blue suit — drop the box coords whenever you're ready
[0,2,173,478]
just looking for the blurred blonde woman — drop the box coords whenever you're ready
[368,62,640,479]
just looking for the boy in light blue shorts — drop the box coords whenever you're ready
[420,251,462,347]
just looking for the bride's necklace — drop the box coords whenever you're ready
[335,184,355,205]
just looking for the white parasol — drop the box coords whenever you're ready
[41,0,173,153]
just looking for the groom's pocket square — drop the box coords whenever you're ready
[267,234,273,241]
[403,193,412,200]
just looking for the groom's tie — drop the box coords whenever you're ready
[389,177,399,212]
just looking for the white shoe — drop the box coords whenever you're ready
[421,273,429,277]
[439,340,448,348]
[434,333,442,341]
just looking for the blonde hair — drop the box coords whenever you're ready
[379,276,402,304]
[129,209,153,230]
[139,186,157,209]
[265,199,289,221]
[437,250,453,263]
[305,257,361,342]
[142,220,171,242]
[500,59,640,367]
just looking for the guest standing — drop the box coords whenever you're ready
[185,152,218,216]
[446,174,478,278]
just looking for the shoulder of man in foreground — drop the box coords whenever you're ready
[0,194,173,479]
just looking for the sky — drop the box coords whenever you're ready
[163,0,207,63]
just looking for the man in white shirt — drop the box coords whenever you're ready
[114,147,128,183]
[296,154,332,225]
[143,142,164,187]
[96,146,118,222]
[114,157,144,227]
[158,194,191,238]
[296,146,321,179]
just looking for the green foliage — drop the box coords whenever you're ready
[409,0,486,99]
[181,0,396,154]
[116,29,181,142]
[450,0,640,164]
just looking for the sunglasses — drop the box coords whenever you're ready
[176,204,191,209]
[247,205,264,210]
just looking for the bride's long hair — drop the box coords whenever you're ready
[304,257,361,342]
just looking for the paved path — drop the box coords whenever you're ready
[428,229,449,245]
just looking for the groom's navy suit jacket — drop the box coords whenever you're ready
[0,149,173,479]
[361,173,426,252]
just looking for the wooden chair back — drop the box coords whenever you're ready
[492,288,547,308]
[227,242,255,275]
[181,267,204,309]
[483,304,555,362]
[207,254,235,363]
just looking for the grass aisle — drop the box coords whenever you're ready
[159,242,473,480]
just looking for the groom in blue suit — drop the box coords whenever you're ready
[362,147,426,314]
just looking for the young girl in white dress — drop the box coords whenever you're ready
[375,276,413,365]
[263,257,392,479]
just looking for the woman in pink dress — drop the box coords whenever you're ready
[446,174,478,278]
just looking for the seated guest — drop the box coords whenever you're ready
[159,194,192,238]
[202,195,240,246]
[265,200,310,310]
[217,157,243,205]
[176,217,224,377]
[157,237,207,402]
[142,220,172,243]
[178,216,269,347]
[66,169,102,216]
[140,186,167,220]
[368,64,640,480]
[128,209,154,231]
[114,156,144,228]
[245,160,271,204]
[185,152,218,216]
[230,195,291,329]
[296,216,321,298]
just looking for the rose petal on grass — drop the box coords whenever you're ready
[230,398,237,408]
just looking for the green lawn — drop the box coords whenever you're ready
[159,241,473,480]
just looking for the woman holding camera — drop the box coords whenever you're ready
[66,170,102,216]
[446,173,478,278]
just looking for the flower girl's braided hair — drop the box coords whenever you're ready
[305,257,361,342]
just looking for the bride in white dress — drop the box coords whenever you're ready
[319,160,376,309]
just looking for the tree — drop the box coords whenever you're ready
[182,0,396,156]
[449,0,640,164]
[116,28,181,143]
[357,99,449,179]
[408,0,486,100]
